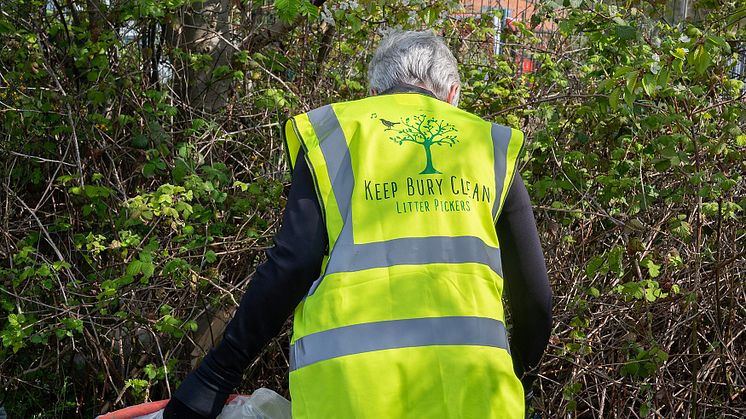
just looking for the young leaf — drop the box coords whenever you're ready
[642,73,655,96]
[657,67,670,88]
[126,260,143,276]
[615,25,636,41]
[693,45,711,75]
[641,257,661,278]
[609,87,621,111]
[623,87,635,109]
[672,48,687,60]
[275,0,301,23]
[727,7,746,27]
[673,58,684,74]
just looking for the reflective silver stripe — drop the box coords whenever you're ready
[290,316,509,371]
[304,105,504,296]
[491,123,512,220]
[325,235,502,275]
[307,105,354,222]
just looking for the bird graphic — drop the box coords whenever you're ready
[380,118,401,130]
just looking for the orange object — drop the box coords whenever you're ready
[98,395,247,419]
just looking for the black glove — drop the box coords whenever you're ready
[163,396,207,419]
[162,369,231,419]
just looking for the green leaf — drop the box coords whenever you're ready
[657,67,670,88]
[615,25,636,41]
[673,58,684,74]
[212,65,232,79]
[144,364,158,380]
[693,45,711,75]
[0,19,16,34]
[348,14,362,33]
[30,334,47,345]
[172,159,189,184]
[624,71,639,92]
[87,90,106,106]
[726,7,746,27]
[141,262,155,280]
[117,275,135,288]
[126,260,143,276]
[299,0,319,19]
[642,73,656,96]
[275,0,301,23]
[608,245,624,277]
[428,8,438,25]
[609,87,621,111]
[585,255,605,279]
[132,133,149,149]
[623,87,635,109]
[705,35,730,54]
[613,66,635,78]
[204,250,217,263]
[640,257,661,278]
[233,181,250,192]
[672,48,687,60]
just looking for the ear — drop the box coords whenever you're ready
[446,83,460,105]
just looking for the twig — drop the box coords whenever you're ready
[487,93,607,117]
[4,150,76,167]
[5,184,70,306]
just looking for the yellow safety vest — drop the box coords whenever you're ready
[283,92,525,418]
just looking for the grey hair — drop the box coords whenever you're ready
[368,30,461,105]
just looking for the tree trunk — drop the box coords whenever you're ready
[420,143,441,174]
[169,0,234,113]
[166,0,329,114]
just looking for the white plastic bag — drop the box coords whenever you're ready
[132,408,163,419]
[217,388,291,419]
[132,388,291,419]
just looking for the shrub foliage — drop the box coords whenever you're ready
[0,0,744,417]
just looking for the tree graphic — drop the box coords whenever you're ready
[383,114,459,174]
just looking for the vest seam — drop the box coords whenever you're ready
[289,116,331,256]
[492,129,525,224]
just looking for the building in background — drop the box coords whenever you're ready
[454,0,548,75]
[454,0,744,81]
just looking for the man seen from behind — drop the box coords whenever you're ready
[164,29,552,419]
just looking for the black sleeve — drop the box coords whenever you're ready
[495,173,552,393]
[166,150,327,419]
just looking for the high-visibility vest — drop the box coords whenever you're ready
[283,92,525,418]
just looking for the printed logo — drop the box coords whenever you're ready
[363,113,491,215]
[380,114,459,175]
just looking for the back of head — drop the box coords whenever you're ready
[367,30,461,106]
